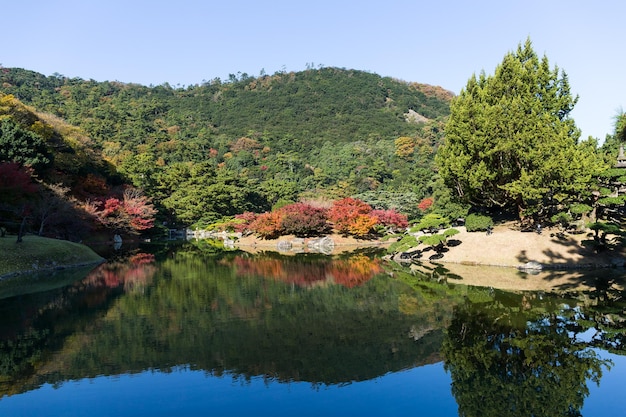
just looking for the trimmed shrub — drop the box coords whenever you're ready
[409,213,449,233]
[387,234,418,253]
[465,213,493,232]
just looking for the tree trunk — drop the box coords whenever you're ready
[16,216,27,243]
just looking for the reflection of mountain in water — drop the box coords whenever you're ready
[1,244,626,407]
[0,247,459,397]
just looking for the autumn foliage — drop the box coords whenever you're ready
[418,197,434,212]
[278,202,330,237]
[328,198,374,236]
[239,198,407,239]
[233,253,383,288]
[92,188,157,234]
[0,162,38,200]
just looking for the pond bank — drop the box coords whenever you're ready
[404,222,626,292]
[234,233,390,254]
[0,235,104,280]
[232,225,626,292]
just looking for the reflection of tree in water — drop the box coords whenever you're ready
[232,253,384,288]
[442,292,612,417]
[0,252,157,397]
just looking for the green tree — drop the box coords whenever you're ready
[436,39,605,221]
[0,118,51,171]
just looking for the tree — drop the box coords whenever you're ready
[443,297,609,417]
[33,182,71,236]
[328,197,375,236]
[0,162,38,242]
[436,38,605,222]
[93,188,157,234]
[370,209,408,233]
[0,118,51,171]
[278,202,330,237]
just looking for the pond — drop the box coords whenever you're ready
[0,242,625,416]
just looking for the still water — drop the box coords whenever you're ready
[0,242,625,416]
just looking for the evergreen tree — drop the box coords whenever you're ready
[0,118,51,171]
[436,39,605,221]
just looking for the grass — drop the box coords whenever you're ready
[0,234,104,278]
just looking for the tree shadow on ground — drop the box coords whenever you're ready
[513,230,626,292]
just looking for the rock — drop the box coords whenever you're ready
[277,240,292,251]
[519,261,543,271]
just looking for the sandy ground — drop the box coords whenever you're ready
[421,223,626,292]
[233,224,626,292]
[235,233,389,255]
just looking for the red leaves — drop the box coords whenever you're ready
[418,197,434,212]
[249,211,284,239]
[0,162,38,198]
[371,209,408,232]
[92,188,157,233]
[278,202,330,237]
[328,198,376,237]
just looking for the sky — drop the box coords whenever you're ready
[2,0,624,141]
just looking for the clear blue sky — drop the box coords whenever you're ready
[3,0,624,141]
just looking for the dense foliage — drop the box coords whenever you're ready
[221,199,407,239]
[0,66,452,229]
[436,39,608,223]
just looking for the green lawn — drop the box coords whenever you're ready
[0,234,104,277]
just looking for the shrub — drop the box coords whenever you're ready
[409,213,449,233]
[328,197,373,235]
[279,203,330,237]
[551,212,572,228]
[347,214,379,237]
[417,197,434,212]
[465,213,493,232]
[371,209,408,232]
[387,234,418,253]
[569,203,592,215]
[250,211,283,239]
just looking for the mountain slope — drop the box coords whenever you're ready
[0,66,454,225]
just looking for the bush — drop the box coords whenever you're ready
[465,213,493,232]
[279,203,330,237]
[409,213,449,233]
[387,234,418,253]
[551,212,572,228]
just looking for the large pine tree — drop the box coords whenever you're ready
[436,38,605,221]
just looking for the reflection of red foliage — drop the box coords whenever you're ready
[233,254,382,288]
[129,253,156,265]
[78,252,157,306]
[329,255,383,288]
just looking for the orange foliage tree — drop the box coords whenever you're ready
[328,197,377,237]
[249,211,284,239]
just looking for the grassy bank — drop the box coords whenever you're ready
[0,235,104,278]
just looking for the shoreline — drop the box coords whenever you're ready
[231,225,626,292]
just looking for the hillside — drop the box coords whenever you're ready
[0,66,454,229]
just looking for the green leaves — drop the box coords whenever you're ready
[436,38,607,219]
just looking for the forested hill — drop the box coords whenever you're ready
[0,66,452,149]
[0,66,454,230]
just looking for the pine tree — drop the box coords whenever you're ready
[436,38,606,221]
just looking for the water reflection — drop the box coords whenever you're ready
[442,292,611,417]
[0,244,625,416]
